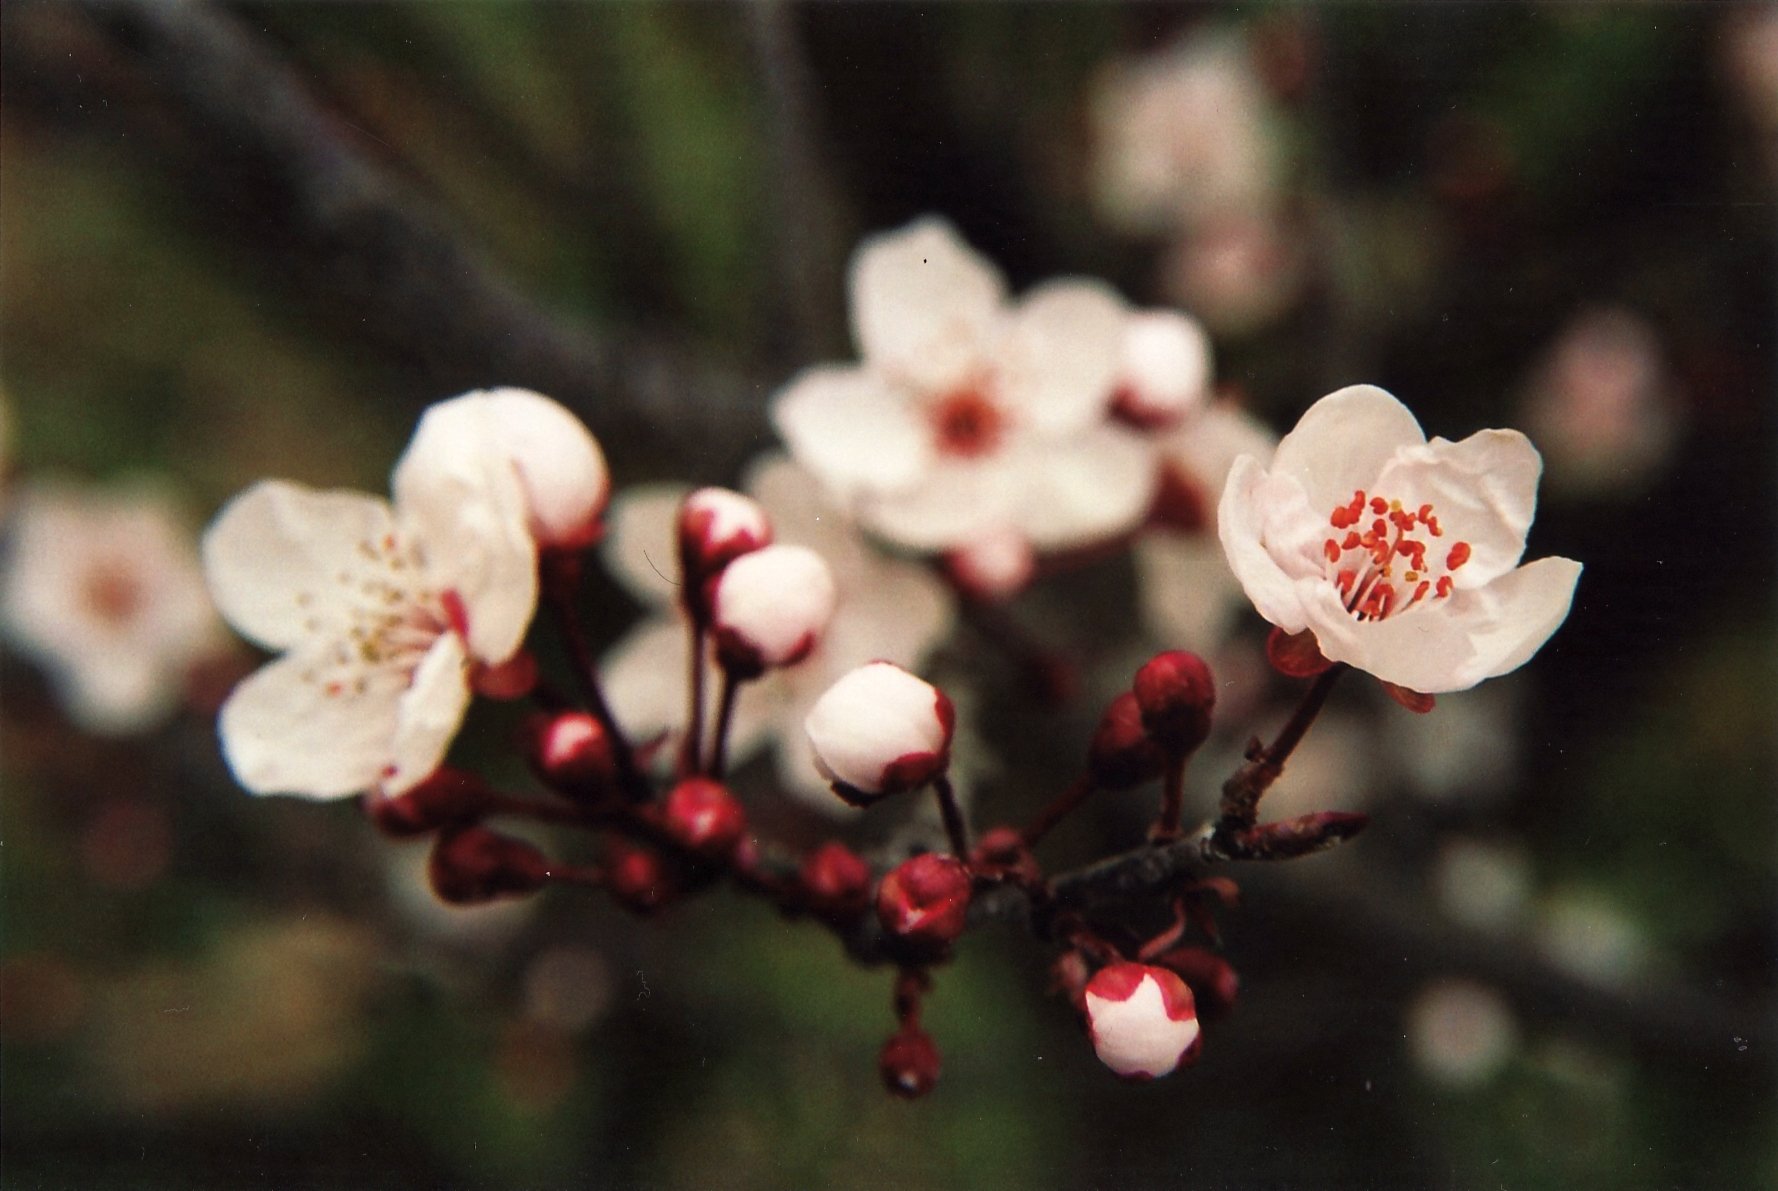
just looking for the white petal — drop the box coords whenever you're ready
[1216,457,1315,632]
[218,649,403,799]
[1161,402,1279,495]
[602,615,773,773]
[603,483,692,606]
[804,662,948,794]
[860,456,1021,552]
[850,217,1005,391]
[1011,427,1159,550]
[1087,973,1201,1079]
[384,633,474,794]
[1118,310,1213,423]
[54,650,178,735]
[712,545,837,667]
[201,481,396,652]
[1269,385,1426,518]
[771,366,933,498]
[993,280,1128,435]
[1374,429,1542,589]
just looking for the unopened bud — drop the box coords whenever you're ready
[1110,310,1212,432]
[942,527,1035,603]
[1084,962,1202,1080]
[527,711,617,798]
[1234,811,1369,859]
[1088,692,1167,790]
[805,662,955,804]
[661,777,747,857]
[710,544,836,678]
[428,825,552,905]
[876,853,972,952]
[1154,947,1241,1019]
[605,838,676,914]
[1132,650,1216,755]
[879,1026,942,1099]
[800,841,873,918]
[678,488,773,612]
[365,767,494,837]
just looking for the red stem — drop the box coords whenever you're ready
[708,668,742,780]
[681,620,708,777]
[932,775,971,860]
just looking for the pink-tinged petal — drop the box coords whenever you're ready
[1012,426,1158,550]
[1374,429,1543,588]
[850,217,1005,390]
[1117,310,1213,426]
[55,650,177,736]
[603,484,691,607]
[772,366,933,498]
[1160,402,1278,496]
[1269,385,1426,517]
[218,648,403,799]
[384,633,474,795]
[202,481,396,651]
[994,280,1128,435]
[1217,457,1317,632]
[861,455,1022,552]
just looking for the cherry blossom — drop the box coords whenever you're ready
[1,479,225,733]
[1083,962,1202,1079]
[771,218,1155,554]
[804,661,954,802]
[1218,385,1582,694]
[203,409,539,798]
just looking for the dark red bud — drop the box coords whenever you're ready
[800,841,873,917]
[876,854,972,952]
[605,839,676,914]
[879,1026,941,1099]
[1051,950,1092,1011]
[527,711,618,799]
[662,777,747,857]
[1147,461,1213,532]
[365,768,494,838]
[428,825,552,905]
[1133,651,1216,755]
[1088,692,1168,790]
[1266,625,1334,678]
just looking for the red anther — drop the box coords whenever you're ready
[1436,575,1454,598]
[661,777,747,857]
[1323,538,1341,563]
[877,854,972,953]
[1369,497,1387,515]
[1342,531,1361,550]
[1371,517,1388,537]
[879,1026,942,1099]
[1133,651,1217,756]
[800,841,873,918]
[1427,516,1443,536]
[526,711,617,799]
[1417,503,1433,521]
[365,767,494,837]
[1088,692,1168,790]
[428,825,552,905]
[605,838,676,914]
[1446,541,1472,569]
[1410,579,1432,606]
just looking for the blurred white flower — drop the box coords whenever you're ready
[1163,212,1306,336]
[1536,889,1650,988]
[1433,837,1534,932]
[1385,680,1521,805]
[1,478,224,733]
[1519,309,1677,497]
[1407,979,1518,1087]
[602,456,954,812]
[1219,385,1582,693]
[1722,6,1778,133]
[204,404,539,799]
[772,218,1156,554]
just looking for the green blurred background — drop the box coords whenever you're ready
[2,3,1774,1188]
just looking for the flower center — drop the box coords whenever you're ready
[927,386,1006,458]
[1322,490,1473,621]
[80,562,146,627]
[296,532,466,699]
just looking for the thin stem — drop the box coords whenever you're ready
[543,559,649,802]
[681,620,708,777]
[708,669,742,780]
[1021,775,1097,849]
[932,776,971,861]
[1217,665,1345,833]
[1153,754,1188,842]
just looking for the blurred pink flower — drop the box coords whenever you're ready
[1162,212,1306,336]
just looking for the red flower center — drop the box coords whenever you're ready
[80,563,145,627]
[1322,490,1473,621]
[928,387,1006,458]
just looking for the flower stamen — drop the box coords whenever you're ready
[1324,491,1472,621]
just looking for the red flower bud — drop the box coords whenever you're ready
[876,854,972,952]
[879,1026,942,1099]
[1088,692,1167,790]
[677,487,772,614]
[428,826,552,905]
[527,711,617,799]
[605,839,676,914]
[1132,650,1216,755]
[365,767,494,837]
[661,777,747,857]
[799,841,873,918]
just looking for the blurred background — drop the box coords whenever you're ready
[2,2,1774,1187]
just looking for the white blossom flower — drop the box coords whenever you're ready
[772,218,1155,554]
[1,479,224,733]
[804,661,953,801]
[1111,310,1213,430]
[1407,979,1518,1087]
[1163,212,1306,336]
[204,411,538,799]
[601,456,954,811]
[1218,385,1582,694]
[1083,962,1201,1079]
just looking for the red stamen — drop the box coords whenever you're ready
[1446,542,1472,570]
[1436,575,1453,598]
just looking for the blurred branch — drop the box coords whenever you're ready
[6,0,768,460]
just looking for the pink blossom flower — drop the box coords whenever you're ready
[1218,385,1581,693]
[1,479,224,733]
[772,218,1155,554]
[204,403,540,798]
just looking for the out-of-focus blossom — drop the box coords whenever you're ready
[204,402,540,799]
[602,456,953,811]
[1091,31,1283,233]
[1535,889,1650,988]
[1722,6,1778,134]
[1162,213,1306,336]
[1110,310,1213,430]
[1433,837,1534,932]
[772,218,1155,554]
[523,945,614,1033]
[1407,978,1518,1087]
[1084,962,1202,1079]
[1219,385,1582,694]
[1519,309,1677,497]
[1,479,225,733]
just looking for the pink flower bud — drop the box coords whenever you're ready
[800,840,873,917]
[943,527,1035,602]
[876,853,971,951]
[365,767,494,838]
[1087,692,1167,790]
[710,544,836,678]
[661,777,747,857]
[1111,311,1212,432]
[1084,962,1202,1080]
[1132,650,1216,755]
[804,662,955,804]
[879,1026,942,1099]
[428,825,553,905]
[678,487,773,599]
[527,711,617,799]
[605,839,676,914]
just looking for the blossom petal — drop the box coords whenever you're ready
[1374,430,1543,588]
[1217,457,1317,631]
[850,217,1005,390]
[384,633,474,794]
[772,366,933,498]
[202,481,396,652]
[53,649,178,735]
[1012,427,1159,550]
[603,484,691,607]
[860,456,1022,552]
[1269,385,1425,517]
[218,649,403,799]
[995,280,1128,435]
